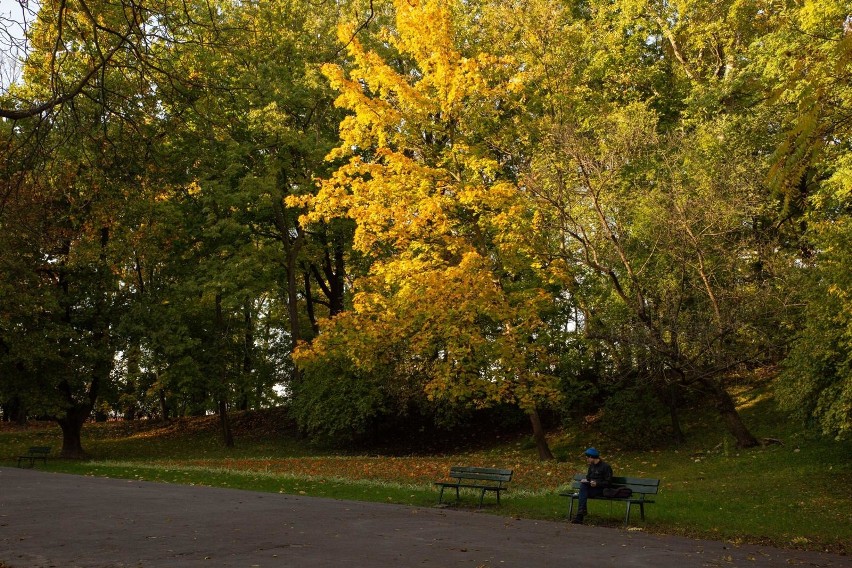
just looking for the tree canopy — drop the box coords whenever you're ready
[1,0,849,456]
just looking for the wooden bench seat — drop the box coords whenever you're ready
[434,466,513,508]
[560,473,660,526]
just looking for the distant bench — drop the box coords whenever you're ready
[560,473,660,526]
[17,446,51,468]
[434,466,513,508]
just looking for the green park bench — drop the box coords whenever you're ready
[17,446,52,468]
[434,466,513,508]
[560,473,660,526]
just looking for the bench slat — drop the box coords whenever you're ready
[567,474,659,495]
[444,466,513,478]
[567,482,659,495]
[447,467,512,484]
[451,466,513,475]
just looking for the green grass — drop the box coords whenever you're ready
[2,393,850,556]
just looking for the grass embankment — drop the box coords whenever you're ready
[1,389,849,555]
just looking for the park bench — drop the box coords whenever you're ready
[560,473,660,526]
[17,446,52,468]
[434,466,513,508]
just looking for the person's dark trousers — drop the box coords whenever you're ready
[577,483,604,515]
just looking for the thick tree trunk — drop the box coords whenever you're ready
[54,333,109,459]
[57,406,90,459]
[54,226,113,459]
[528,408,555,461]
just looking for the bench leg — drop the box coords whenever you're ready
[568,496,576,519]
[479,489,486,509]
[639,502,645,521]
[624,502,632,526]
[438,486,446,504]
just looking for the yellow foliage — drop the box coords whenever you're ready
[292,0,560,411]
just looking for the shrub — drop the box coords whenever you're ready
[598,384,671,450]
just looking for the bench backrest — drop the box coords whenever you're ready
[28,446,51,455]
[450,466,513,485]
[570,473,660,495]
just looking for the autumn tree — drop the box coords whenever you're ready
[293,0,562,458]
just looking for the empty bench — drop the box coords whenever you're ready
[17,446,51,468]
[560,473,660,526]
[434,466,513,508]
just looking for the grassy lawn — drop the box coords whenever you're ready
[1,394,850,556]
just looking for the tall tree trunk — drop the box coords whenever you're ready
[238,300,254,411]
[303,265,320,335]
[285,252,301,350]
[667,383,686,444]
[326,236,347,316]
[158,386,169,422]
[55,227,112,458]
[215,293,235,448]
[218,398,234,448]
[528,408,555,461]
[273,186,304,352]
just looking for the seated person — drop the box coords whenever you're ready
[572,447,613,524]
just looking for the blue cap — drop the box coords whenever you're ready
[584,447,600,457]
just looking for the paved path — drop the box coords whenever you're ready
[0,468,847,568]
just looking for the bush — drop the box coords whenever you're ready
[598,384,671,450]
[288,356,390,443]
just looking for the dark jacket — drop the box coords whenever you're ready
[586,460,613,487]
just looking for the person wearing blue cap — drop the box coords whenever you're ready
[571,447,613,524]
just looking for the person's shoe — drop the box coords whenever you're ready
[571,515,584,524]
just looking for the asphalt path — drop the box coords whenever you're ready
[0,467,848,568]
